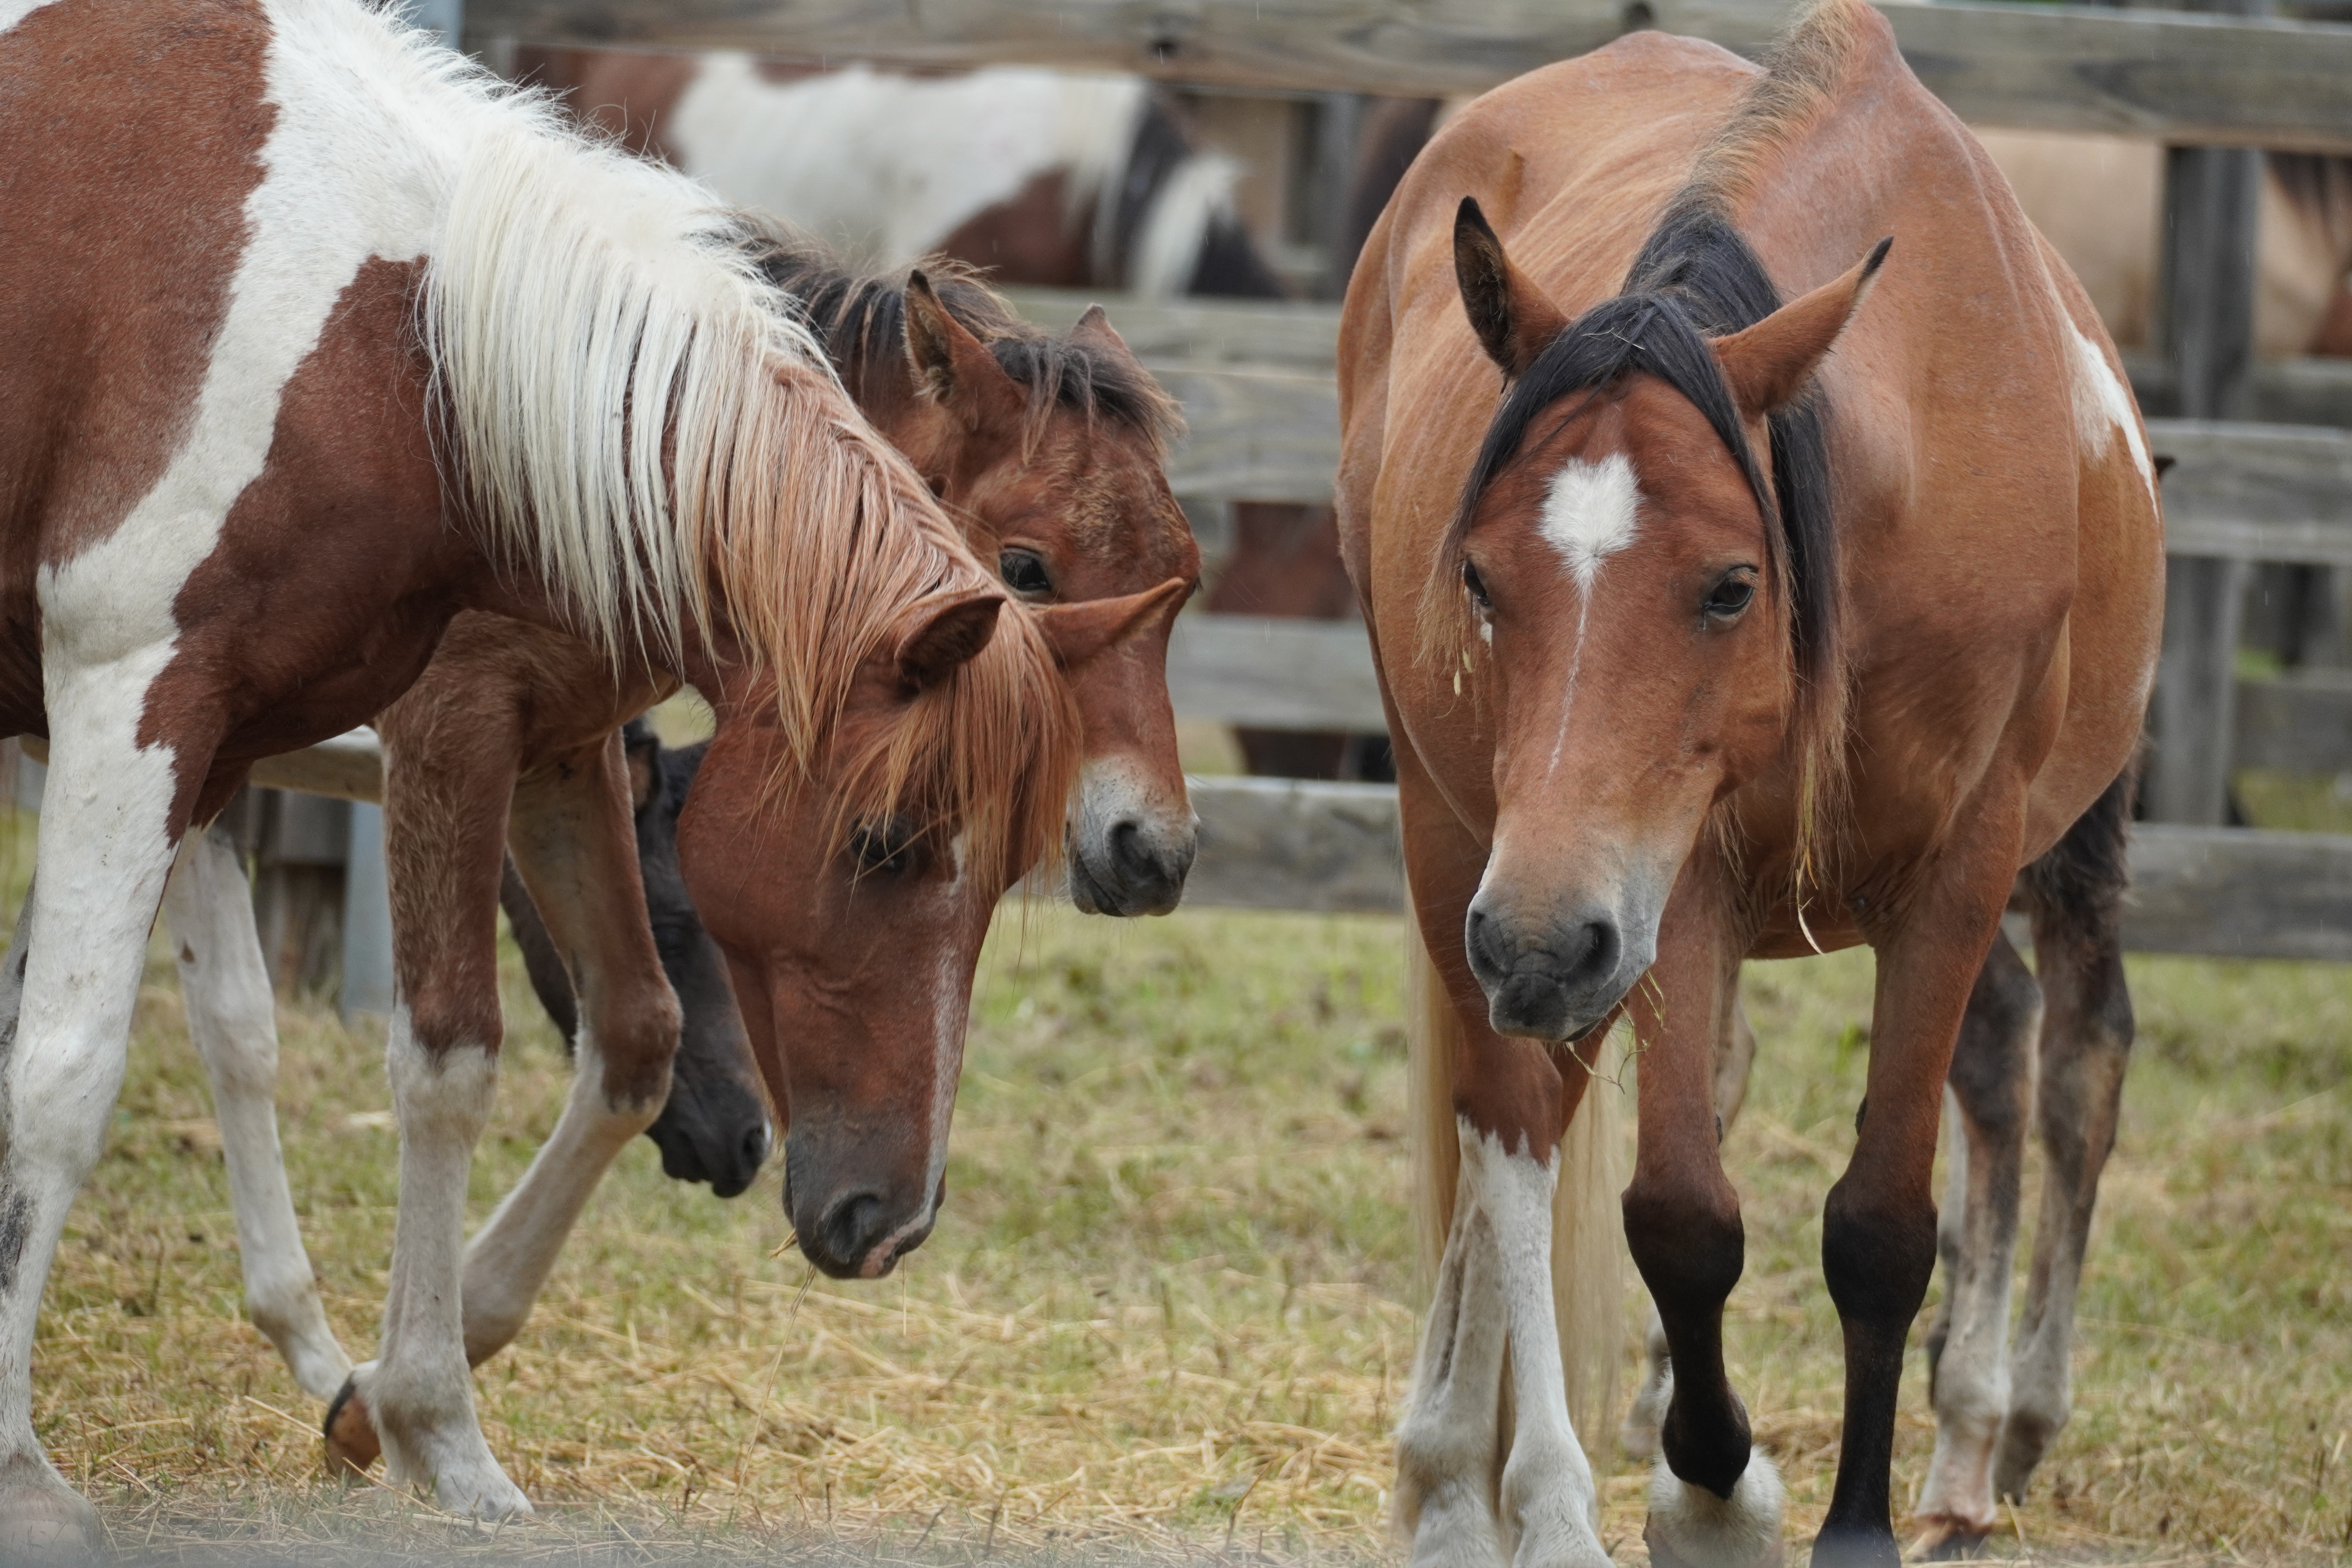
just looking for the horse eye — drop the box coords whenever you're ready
[998,548,1052,597]
[1704,569,1757,621]
[849,818,919,875]
[1461,559,1493,611]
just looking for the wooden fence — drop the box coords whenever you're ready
[168,0,2352,987]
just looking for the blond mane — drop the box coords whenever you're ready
[419,67,1076,882]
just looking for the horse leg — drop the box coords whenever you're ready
[1813,822,2021,1568]
[1625,876,1783,1568]
[1996,775,2135,1500]
[162,826,352,1399]
[328,702,529,1518]
[1394,771,1608,1568]
[1912,931,2038,1554]
[0,694,199,1552]
[1624,988,1758,1461]
[457,733,678,1365]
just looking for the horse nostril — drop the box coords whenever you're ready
[740,1122,770,1175]
[1564,918,1621,988]
[1107,820,1152,880]
[818,1192,886,1268]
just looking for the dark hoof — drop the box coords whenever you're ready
[1922,1522,1992,1561]
[323,1374,383,1477]
[1807,1525,1900,1568]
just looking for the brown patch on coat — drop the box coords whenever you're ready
[508,45,696,163]
[937,171,1094,287]
[0,0,276,730]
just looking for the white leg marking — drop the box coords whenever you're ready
[1396,1176,1510,1568]
[164,828,352,1400]
[1397,1120,1608,1568]
[459,1036,660,1366]
[0,671,189,1552]
[1646,1448,1785,1568]
[360,1022,531,1519]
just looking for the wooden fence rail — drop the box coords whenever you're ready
[470,0,2352,154]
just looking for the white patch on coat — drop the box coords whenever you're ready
[1538,454,1643,593]
[668,58,1146,272]
[2066,320,2157,501]
[0,0,66,33]
[865,842,974,1276]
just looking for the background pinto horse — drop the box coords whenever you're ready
[0,0,1092,1541]
[1337,3,2163,1564]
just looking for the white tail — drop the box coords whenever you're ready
[1406,916,1626,1455]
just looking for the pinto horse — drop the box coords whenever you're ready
[0,0,1124,1541]
[1338,5,2163,1565]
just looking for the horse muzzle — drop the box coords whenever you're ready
[1464,886,1657,1042]
[783,1137,943,1280]
[1066,769,1196,917]
[645,1071,771,1200]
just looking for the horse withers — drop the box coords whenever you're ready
[1338,4,2162,1564]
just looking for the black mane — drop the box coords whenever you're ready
[749,234,1181,448]
[1454,197,1838,715]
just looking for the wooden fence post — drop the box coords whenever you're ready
[2144,0,2263,824]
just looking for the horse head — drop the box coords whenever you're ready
[1439,197,1886,1043]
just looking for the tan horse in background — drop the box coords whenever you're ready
[1338,3,2162,1565]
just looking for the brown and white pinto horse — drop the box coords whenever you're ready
[0,0,1096,1545]
[511,48,1288,300]
[1338,5,2163,1566]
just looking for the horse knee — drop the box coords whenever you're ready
[1821,1181,1936,1332]
[405,981,503,1063]
[1623,1172,1743,1310]
[586,990,681,1115]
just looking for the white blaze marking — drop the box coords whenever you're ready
[2067,321,2157,502]
[1538,453,1642,593]
[1535,454,1645,779]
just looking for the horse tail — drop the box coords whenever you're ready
[1554,1036,1626,1453]
[1406,915,1627,1459]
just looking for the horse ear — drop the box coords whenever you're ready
[1454,196,1568,378]
[904,270,1024,429]
[1032,578,1189,672]
[893,586,1004,690]
[1067,303,1140,363]
[1711,237,1892,421]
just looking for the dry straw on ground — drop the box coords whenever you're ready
[19,815,2352,1565]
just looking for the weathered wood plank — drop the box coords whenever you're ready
[2125,354,2352,430]
[1185,776,1405,915]
[246,728,384,802]
[2234,667,2352,774]
[1183,778,2352,963]
[2121,823,2352,962]
[469,0,2352,153]
[1168,613,1385,730]
[1151,362,1342,505]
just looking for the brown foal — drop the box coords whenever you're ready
[1337,4,2162,1566]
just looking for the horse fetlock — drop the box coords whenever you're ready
[0,1450,96,1559]
[1914,1414,2002,1542]
[1399,1473,1507,1568]
[1499,1437,1607,1568]
[1644,1450,1785,1568]
[247,1278,352,1403]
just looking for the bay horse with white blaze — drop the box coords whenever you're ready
[1338,4,2163,1565]
[0,0,1098,1543]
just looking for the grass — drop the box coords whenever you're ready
[10,815,2351,1563]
